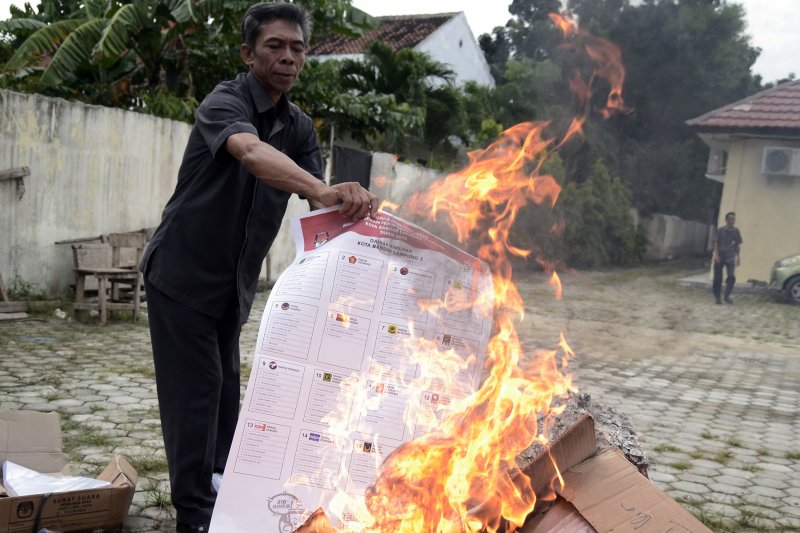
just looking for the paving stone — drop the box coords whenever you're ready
[647,470,677,484]
[713,474,753,489]
[750,485,788,499]
[688,458,727,470]
[671,481,709,494]
[781,497,800,516]
[778,516,800,529]
[752,475,791,490]
[108,395,143,405]
[4,266,800,532]
[703,502,742,519]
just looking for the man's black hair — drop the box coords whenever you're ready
[725,211,736,220]
[241,2,313,49]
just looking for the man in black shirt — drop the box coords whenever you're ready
[712,211,743,304]
[140,4,377,531]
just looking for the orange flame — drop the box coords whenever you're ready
[356,127,572,532]
[549,272,562,301]
[312,13,628,532]
[549,13,631,120]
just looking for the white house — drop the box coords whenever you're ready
[309,12,495,88]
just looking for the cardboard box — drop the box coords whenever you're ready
[520,417,712,533]
[296,413,711,532]
[0,411,137,533]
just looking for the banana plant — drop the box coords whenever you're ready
[0,0,222,89]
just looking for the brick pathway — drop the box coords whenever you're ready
[1,261,798,532]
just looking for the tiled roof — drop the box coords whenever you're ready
[687,79,800,133]
[309,13,456,55]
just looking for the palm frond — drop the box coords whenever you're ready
[96,3,150,61]
[4,19,86,70]
[0,18,47,33]
[40,18,107,86]
[170,0,225,24]
[84,0,112,19]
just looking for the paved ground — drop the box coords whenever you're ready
[1,260,798,532]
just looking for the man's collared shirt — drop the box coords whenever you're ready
[141,72,323,321]
[717,226,743,261]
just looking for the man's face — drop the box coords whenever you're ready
[726,214,736,227]
[241,19,306,103]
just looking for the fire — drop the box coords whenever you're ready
[549,13,630,119]
[548,272,562,301]
[301,13,627,532]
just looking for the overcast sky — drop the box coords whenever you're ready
[352,0,796,83]
[0,0,795,83]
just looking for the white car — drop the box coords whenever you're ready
[769,253,800,304]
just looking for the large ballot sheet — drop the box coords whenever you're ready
[211,206,493,531]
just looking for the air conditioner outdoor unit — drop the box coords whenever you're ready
[762,146,800,176]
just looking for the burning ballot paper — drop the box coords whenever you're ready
[209,12,637,532]
[210,207,495,531]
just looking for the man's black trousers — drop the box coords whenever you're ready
[144,279,242,525]
[712,257,736,299]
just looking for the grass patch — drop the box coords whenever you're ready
[740,462,762,473]
[27,300,70,317]
[653,444,683,454]
[668,461,690,470]
[711,449,734,464]
[39,374,64,387]
[689,504,731,531]
[62,423,114,452]
[688,450,706,460]
[736,508,759,529]
[726,436,742,448]
[143,480,173,514]
[60,418,83,433]
[102,364,156,379]
[786,451,800,461]
[129,455,169,476]
[700,430,716,439]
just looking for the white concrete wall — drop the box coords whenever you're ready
[640,213,712,261]
[265,196,312,283]
[415,12,495,88]
[0,89,312,297]
[0,90,191,296]
[368,152,441,204]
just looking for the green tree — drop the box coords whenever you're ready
[559,159,646,267]
[482,0,762,221]
[0,0,234,115]
[0,0,375,121]
[337,40,463,153]
[565,0,761,219]
[291,58,425,152]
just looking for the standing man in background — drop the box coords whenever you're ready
[139,3,377,531]
[712,211,743,304]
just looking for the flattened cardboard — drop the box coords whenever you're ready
[521,499,595,532]
[557,447,712,533]
[0,411,137,533]
[517,413,597,498]
[0,411,68,474]
[299,414,709,533]
[297,415,599,531]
